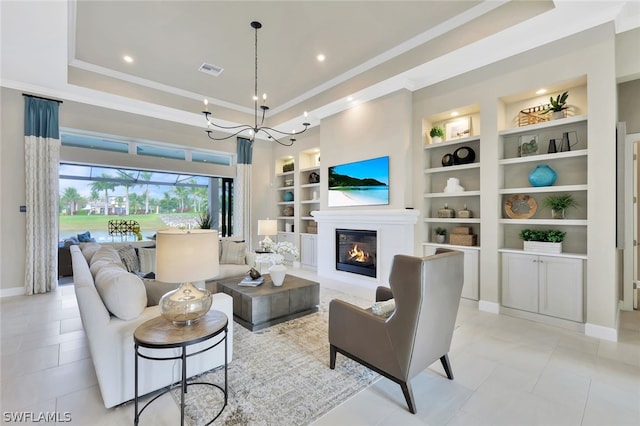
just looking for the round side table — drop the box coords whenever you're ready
[133,310,228,426]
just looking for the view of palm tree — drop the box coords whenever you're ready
[59,163,232,241]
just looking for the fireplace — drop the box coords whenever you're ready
[335,229,377,278]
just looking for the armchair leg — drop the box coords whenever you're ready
[329,344,337,369]
[400,381,417,414]
[440,354,454,380]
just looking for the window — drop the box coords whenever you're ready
[59,164,234,241]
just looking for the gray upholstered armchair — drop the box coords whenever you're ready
[329,250,464,413]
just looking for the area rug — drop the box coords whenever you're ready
[171,287,380,425]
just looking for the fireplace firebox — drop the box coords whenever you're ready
[335,229,377,278]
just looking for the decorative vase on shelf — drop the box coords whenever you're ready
[551,208,566,219]
[269,264,287,286]
[431,136,442,144]
[528,164,557,187]
[283,191,294,202]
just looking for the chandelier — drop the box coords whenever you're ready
[202,21,310,146]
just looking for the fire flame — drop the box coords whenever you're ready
[348,244,369,263]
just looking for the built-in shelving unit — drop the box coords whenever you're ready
[422,109,481,300]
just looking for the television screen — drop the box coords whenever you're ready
[328,156,389,207]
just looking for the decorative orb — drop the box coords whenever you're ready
[528,164,557,187]
[283,191,294,202]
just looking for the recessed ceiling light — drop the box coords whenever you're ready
[317,54,325,62]
[123,55,133,63]
[451,111,459,117]
[536,88,547,95]
[347,96,354,102]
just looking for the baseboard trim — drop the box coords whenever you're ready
[478,300,500,314]
[585,323,618,342]
[0,286,25,298]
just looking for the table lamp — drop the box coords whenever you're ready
[257,219,277,251]
[156,229,219,325]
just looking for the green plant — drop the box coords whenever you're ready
[519,229,566,242]
[430,126,445,138]
[542,91,569,113]
[543,194,577,211]
[197,209,212,229]
[434,227,447,235]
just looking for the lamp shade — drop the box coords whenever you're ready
[257,219,277,236]
[156,229,219,283]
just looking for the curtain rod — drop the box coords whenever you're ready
[22,93,63,104]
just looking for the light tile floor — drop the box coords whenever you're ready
[1,270,639,426]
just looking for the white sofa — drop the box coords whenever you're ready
[70,244,234,408]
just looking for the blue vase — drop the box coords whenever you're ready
[528,164,557,187]
[283,191,294,202]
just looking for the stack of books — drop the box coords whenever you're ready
[238,275,265,287]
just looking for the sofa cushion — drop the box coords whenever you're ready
[91,246,121,265]
[90,260,126,278]
[220,240,247,265]
[117,244,140,273]
[95,265,147,320]
[81,242,102,263]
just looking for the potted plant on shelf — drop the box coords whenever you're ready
[543,194,577,219]
[519,229,566,254]
[434,227,447,244]
[542,91,569,120]
[430,126,445,144]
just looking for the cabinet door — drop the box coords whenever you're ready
[538,256,584,322]
[300,234,317,268]
[502,253,538,313]
[461,248,479,300]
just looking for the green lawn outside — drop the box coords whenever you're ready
[59,213,199,240]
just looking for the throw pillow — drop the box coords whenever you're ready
[95,266,147,320]
[77,231,93,242]
[118,245,140,273]
[90,260,125,279]
[138,247,156,274]
[90,246,121,265]
[371,299,396,318]
[220,240,247,265]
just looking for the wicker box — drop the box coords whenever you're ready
[452,226,473,235]
[450,234,477,246]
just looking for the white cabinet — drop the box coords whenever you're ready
[300,233,317,269]
[424,245,478,300]
[502,252,584,322]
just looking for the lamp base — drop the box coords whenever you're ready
[159,281,212,326]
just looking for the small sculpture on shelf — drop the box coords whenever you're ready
[308,172,320,183]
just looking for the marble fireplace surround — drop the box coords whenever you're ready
[311,209,419,288]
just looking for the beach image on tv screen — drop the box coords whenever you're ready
[328,156,389,207]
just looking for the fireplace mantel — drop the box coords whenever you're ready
[311,209,419,287]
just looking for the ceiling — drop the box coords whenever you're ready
[65,1,639,130]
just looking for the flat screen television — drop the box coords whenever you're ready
[328,156,389,207]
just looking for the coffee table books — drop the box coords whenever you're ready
[238,276,265,287]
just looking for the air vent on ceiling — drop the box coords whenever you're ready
[199,62,224,77]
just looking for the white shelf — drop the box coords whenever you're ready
[276,171,295,177]
[423,242,481,251]
[423,218,481,223]
[301,216,316,220]
[499,149,587,165]
[277,216,296,220]
[300,200,320,204]
[277,186,295,191]
[499,219,587,226]
[277,201,294,205]
[498,115,588,136]
[424,190,480,198]
[300,183,320,189]
[424,163,480,174]
[499,248,587,260]
[499,184,587,194]
[300,166,320,172]
[424,135,480,150]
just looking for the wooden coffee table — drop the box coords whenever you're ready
[214,274,319,331]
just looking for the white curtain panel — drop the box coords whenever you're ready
[24,135,60,294]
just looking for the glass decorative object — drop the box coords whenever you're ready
[155,229,219,326]
[528,164,557,187]
[159,282,212,326]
